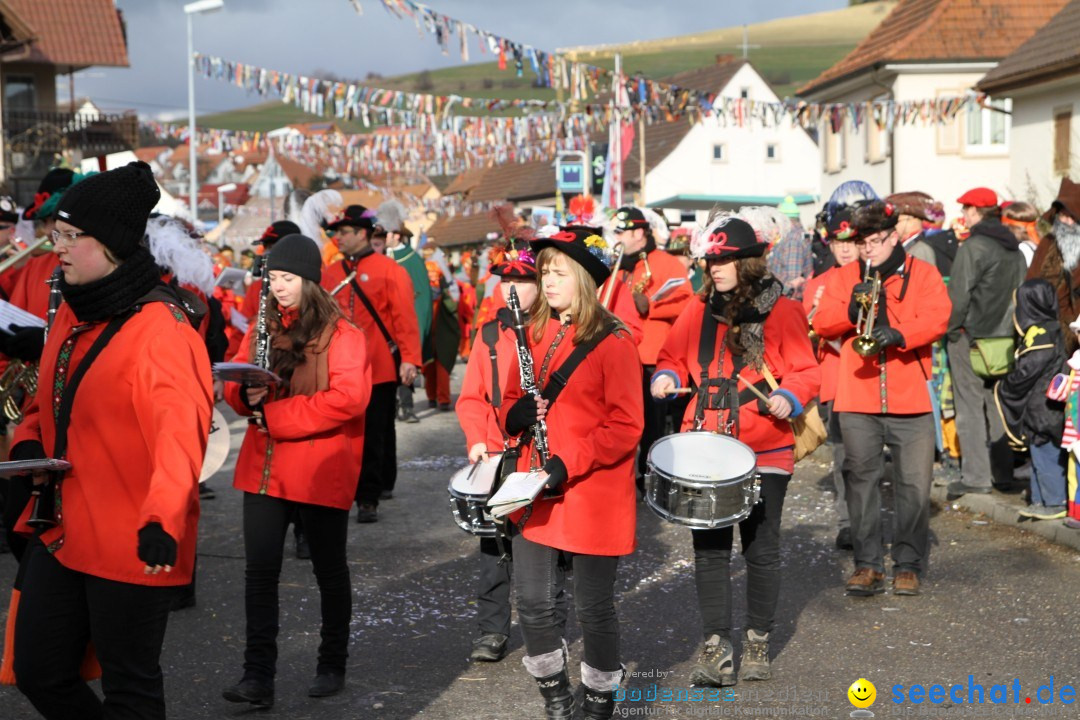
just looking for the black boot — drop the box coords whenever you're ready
[583,688,617,719]
[581,663,625,719]
[535,669,575,720]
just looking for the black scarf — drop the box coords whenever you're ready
[619,236,657,272]
[346,245,376,265]
[870,242,907,279]
[59,247,164,323]
[707,275,782,370]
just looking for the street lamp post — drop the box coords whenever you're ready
[185,0,225,224]
[216,182,237,228]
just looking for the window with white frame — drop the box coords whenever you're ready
[965,98,1010,154]
[766,143,779,161]
[740,87,750,100]
[712,143,727,162]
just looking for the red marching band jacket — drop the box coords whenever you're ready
[812,255,950,415]
[654,297,821,471]
[226,317,371,510]
[322,252,421,386]
[457,314,517,453]
[13,302,213,586]
[803,268,843,404]
[604,248,694,365]
[499,317,644,557]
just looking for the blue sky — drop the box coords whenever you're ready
[65,0,847,119]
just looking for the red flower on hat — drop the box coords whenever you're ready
[549,231,578,243]
[884,203,895,217]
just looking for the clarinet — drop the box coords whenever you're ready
[253,260,272,370]
[44,266,62,344]
[27,267,65,528]
[507,286,549,468]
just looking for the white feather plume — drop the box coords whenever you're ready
[690,211,739,260]
[145,216,215,295]
[641,208,670,245]
[736,206,791,245]
[296,189,343,246]
[376,199,408,233]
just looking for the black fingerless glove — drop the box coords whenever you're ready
[871,325,905,349]
[505,394,539,436]
[137,522,178,567]
[542,455,568,491]
[847,282,873,324]
[6,325,45,362]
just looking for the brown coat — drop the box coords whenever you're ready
[1027,234,1080,352]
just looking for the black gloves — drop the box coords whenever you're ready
[871,325,905,349]
[9,440,45,491]
[506,394,540,436]
[847,282,874,324]
[137,522,178,568]
[542,455,568,491]
[4,325,45,362]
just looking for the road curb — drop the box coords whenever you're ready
[930,481,1080,552]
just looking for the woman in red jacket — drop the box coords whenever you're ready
[221,234,371,707]
[9,162,213,719]
[651,215,820,687]
[500,226,643,720]
[456,239,538,663]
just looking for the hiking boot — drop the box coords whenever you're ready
[738,629,771,681]
[845,567,886,596]
[470,633,508,662]
[307,671,345,698]
[1021,504,1067,520]
[689,634,735,687]
[356,504,378,523]
[535,668,575,720]
[222,677,274,707]
[581,663,625,720]
[892,571,920,596]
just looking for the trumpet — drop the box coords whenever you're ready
[0,235,51,275]
[632,251,653,294]
[600,242,625,309]
[0,360,37,423]
[852,259,883,357]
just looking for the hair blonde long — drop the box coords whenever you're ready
[529,247,616,345]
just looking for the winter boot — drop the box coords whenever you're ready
[581,662,626,720]
[738,629,771,681]
[689,634,735,687]
[523,645,574,720]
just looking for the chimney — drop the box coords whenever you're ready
[715,53,736,65]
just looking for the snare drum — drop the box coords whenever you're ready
[448,454,502,537]
[644,432,760,529]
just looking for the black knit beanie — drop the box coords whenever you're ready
[56,161,160,260]
[266,234,322,283]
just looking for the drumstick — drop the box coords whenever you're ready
[662,387,694,396]
[736,373,773,404]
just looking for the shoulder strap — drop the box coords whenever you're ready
[341,259,401,368]
[480,319,502,409]
[539,320,618,407]
[53,313,133,459]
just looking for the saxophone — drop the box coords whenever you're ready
[0,268,63,423]
[507,285,549,469]
[632,251,653,294]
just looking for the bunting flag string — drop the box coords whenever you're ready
[195,51,988,133]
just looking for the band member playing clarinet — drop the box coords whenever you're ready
[222,234,371,706]
[500,226,642,720]
[651,214,819,686]
[8,162,213,718]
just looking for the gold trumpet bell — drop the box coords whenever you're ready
[851,335,881,357]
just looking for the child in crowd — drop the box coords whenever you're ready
[997,279,1068,520]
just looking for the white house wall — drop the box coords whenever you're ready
[646,64,821,227]
[1006,78,1080,210]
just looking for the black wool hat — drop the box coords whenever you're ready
[256,220,301,248]
[56,161,159,260]
[824,207,860,242]
[696,217,767,261]
[266,234,322,283]
[491,240,538,280]
[612,206,649,232]
[0,197,19,225]
[23,167,75,220]
[324,205,374,233]
[530,225,611,285]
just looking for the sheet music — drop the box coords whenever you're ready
[215,267,248,291]
[0,458,71,478]
[487,470,546,517]
[212,362,282,386]
[651,277,687,302]
[0,299,46,334]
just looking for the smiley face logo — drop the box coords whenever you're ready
[848,678,876,708]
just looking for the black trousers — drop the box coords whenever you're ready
[512,534,621,672]
[637,365,690,488]
[242,492,351,681]
[3,476,31,560]
[14,538,176,720]
[356,381,398,506]
[692,472,790,639]
[476,537,512,636]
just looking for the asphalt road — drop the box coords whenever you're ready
[3,365,1080,719]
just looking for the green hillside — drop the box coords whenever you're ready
[196,2,895,132]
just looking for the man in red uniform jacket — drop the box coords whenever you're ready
[322,205,421,523]
[814,200,950,598]
[605,206,693,491]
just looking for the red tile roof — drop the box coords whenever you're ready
[6,0,128,69]
[978,0,1080,93]
[662,59,748,95]
[427,212,500,248]
[798,0,1069,97]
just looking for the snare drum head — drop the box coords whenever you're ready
[449,453,502,496]
[648,432,756,483]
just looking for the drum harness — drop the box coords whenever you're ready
[693,310,772,436]
[485,315,620,563]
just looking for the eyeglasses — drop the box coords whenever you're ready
[51,228,89,248]
[854,232,894,248]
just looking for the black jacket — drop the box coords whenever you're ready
[995,279,1066,449]
[948,218,1027,341]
